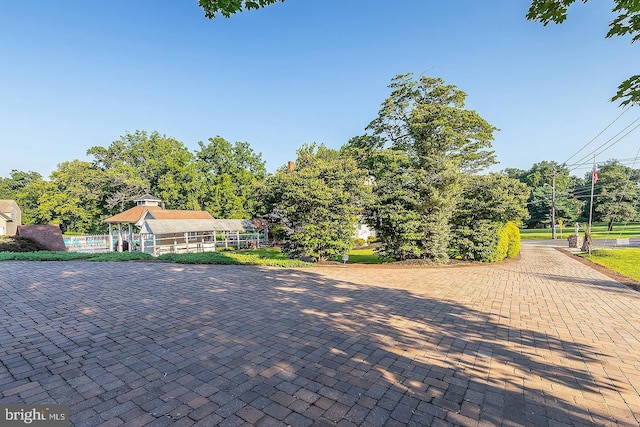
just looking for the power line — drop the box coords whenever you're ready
[570,156,640,171]
[566,117,640,171]
[562,105,632,165]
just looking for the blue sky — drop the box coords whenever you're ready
[1,0,638,178]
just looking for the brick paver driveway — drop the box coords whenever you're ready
[1,245,639,426]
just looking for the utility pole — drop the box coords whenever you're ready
[551,170,557,240]
[588,157,596,229]
[587,157,597,249]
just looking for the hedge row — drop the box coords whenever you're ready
[453,220,521,262]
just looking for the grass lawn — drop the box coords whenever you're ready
[0,248,313,267]
[580,248,640,283]
[0,251,154,262]
[338,248,393,264]
[521,222,640,240]
[157,248,313,267]
[0,246,380,266]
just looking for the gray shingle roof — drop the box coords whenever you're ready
[133,194,162,202]
[142,219,255,234]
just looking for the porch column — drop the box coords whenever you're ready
[108,223,113,252]
[117,224,123,252]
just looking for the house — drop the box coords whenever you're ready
[0,200,22,236]
[354,221,375,242]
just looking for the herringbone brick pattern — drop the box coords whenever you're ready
[1,244,639,426]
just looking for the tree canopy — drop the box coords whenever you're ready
[88,130,201,212]
[0,170,46,225]
[0,131,267,234]
[587,160,640,230]
[198,0,283,18]
[195,136,266,218]
[258,144,368,261]
[509,161,584,228]
[347,73,526,263]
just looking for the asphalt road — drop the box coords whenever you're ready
[523,237,640,248]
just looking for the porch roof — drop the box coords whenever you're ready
[141,219,255,235]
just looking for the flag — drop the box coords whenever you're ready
[593,164,598,183]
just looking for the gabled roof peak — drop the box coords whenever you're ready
[134,194,162,202]
[134,194,162,207]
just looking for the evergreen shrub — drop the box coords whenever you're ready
[490,223,509,262]
[506,221,521,258]
[454,221,511,262]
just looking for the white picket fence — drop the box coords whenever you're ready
[146,231,263,256]
[64,232,265,255]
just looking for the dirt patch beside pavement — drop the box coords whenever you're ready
[556,247,640,292]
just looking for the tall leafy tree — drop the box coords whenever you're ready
[352,74,497,262]
[455,174,530,225]
[88,131,200,211]
[195,136,266,218]
[35,160,106,233]
[258,144,367,261]
[362,150,428,261]
[0,170,43,195]
[0,170,46,225]
[516,161,583,228]
[587,160,640,230]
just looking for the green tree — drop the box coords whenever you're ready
[0,170,43,195]
[0,170,47,224]
[35,160,106,233]
[195,136,266,218]
[503,167,528,181]
[455,173,529,226]
[451,173,529,261]
[88,131,200,211]
[587,160,640,230]
[363,150,430,261]
[516,161,583,228]
[258,144,367,261]
[527,0,640,105]
[352,74,497,262]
